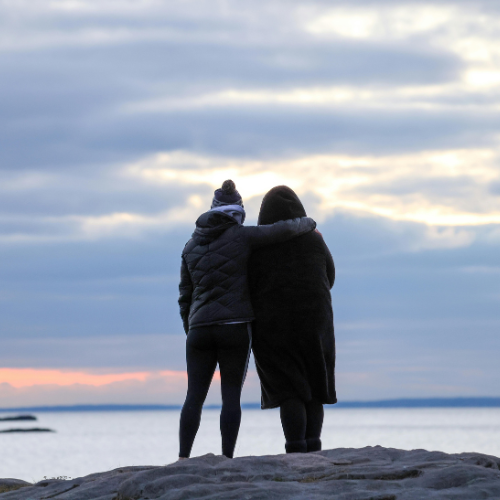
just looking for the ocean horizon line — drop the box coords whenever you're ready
[1,397,500,412]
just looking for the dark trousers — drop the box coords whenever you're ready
[280,398,324,453]
[179,323,251,458]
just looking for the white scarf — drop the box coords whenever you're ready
[210,204,246,224]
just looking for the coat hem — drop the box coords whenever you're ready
[261,396,338,410]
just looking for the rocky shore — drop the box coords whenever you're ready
[0,428,54,433]
[1,446,500,499]
[0,416,37,422]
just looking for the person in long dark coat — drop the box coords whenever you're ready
[248,185,336,454]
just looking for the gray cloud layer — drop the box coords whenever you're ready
[1,0,500,402]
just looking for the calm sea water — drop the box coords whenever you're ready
[1,408,500,482]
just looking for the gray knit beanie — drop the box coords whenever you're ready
[211,180,244,208]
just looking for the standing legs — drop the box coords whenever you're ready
[179,331,217,458]
[280,398,307,453]
[280,397,324,453]
[305,399,324,452]
[218,324,252,458]
[179,323,251,459]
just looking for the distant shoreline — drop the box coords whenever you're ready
[1,397,500,412]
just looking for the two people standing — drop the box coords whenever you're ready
[178,180,336,459]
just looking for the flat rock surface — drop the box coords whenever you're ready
[2,446,500,499]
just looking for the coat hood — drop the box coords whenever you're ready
[193,210,237,245]
[257,185,307,225]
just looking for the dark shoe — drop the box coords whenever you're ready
[285,439,307,453]
[306,438,321,452]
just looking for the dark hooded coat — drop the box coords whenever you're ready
[248,186,337,408]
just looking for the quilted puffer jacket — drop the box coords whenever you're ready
[178,211,316,333]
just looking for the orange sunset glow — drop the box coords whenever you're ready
[0,368,189,388]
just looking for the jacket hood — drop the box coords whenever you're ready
[257,185,307,225]
[193,210,238,245]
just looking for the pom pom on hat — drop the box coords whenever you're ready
[211,179,244,208]
[221,179,236,194]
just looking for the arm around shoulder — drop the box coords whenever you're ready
[244,217,316,248]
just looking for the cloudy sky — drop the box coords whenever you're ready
[1,0,499,407]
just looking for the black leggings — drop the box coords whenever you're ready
[280,398,324,453]
[179,323,251,458]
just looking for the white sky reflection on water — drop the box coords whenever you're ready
[1,408,500,482]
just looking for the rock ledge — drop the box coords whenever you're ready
[2,446,500,499]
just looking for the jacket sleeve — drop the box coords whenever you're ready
[178,256,193,335]
[243,217,316,249]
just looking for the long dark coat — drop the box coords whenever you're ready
[248,186,337,409]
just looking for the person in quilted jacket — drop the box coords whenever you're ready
[178,180,316,459]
